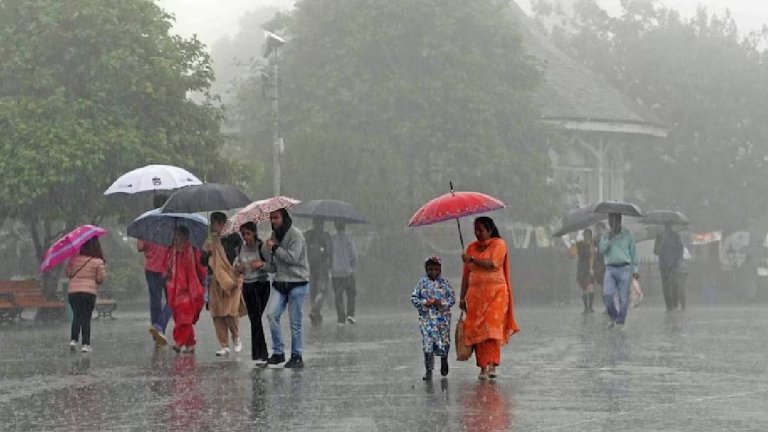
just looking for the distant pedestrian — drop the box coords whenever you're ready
[167,226,206,354]
[569,229,596,314]
[598,214,638,329]
[139,194,172,347]
[459,216,519,380]
[66,237,107,353]
[305,219,331,326]
[654,225,684,311]
[411,256,455,381]
[235,222,272,367]
[263,208,310,369]
[593,222,607,311]
[202,212,243,357]
[331,222,358,325]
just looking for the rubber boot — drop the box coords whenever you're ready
[422,352,434,381]
[440,355,449,377]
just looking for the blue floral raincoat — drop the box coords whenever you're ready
[411,276,455,356]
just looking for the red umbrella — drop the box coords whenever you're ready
[408,183,505,248]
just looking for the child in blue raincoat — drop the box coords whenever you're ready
[411,256,455,381]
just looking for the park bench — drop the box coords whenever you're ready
[0,280,65,321]
[95,291,117,319]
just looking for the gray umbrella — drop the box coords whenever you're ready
[127,209,209,248]
[592,201,644,217]
[291,199,369,224]
[161,183,251,214]
[641,210,690,226]
[553,204,607,237]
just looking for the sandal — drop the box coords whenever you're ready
[478,367,488,380]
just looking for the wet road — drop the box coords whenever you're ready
[1,304,767,431]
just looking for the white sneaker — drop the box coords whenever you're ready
[215,347,231,357]
[234,338,243,353]
[69,340,77,350]
[346,316,357,324]
[253,359,268,367]
[81,345,92,353]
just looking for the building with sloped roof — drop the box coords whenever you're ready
[509,3,667,210]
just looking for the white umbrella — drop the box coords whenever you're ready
[104,164,202,195]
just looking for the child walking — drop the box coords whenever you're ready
[66,237,107,353]
[411,256,455,381]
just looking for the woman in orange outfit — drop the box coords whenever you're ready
[459,216,519,380]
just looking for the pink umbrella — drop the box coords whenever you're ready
[223,196,300,234]
[39,225,108,273]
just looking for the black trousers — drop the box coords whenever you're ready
[242,281,271,360]
[660,267,680,310]
[69,293,96,345]
[332,276,356,323]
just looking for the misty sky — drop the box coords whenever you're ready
[159,0,768,49]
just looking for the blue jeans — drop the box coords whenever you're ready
[267,284,308,356]
[603,265,632,324]
[146,271,171,333]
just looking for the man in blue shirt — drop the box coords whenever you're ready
[598,213,639,328]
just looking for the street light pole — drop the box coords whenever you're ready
[271,48,281,197]
[264,31,286,197]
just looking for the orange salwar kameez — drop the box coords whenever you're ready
[462,237,519,368]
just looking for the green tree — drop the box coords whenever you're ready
[536,0,768,231]
[0,0,235,289]
[233,0,561,292]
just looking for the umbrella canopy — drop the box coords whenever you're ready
[408,191,505,228]
[641,210,690,226]
[633,224,665,243]
[40,225,108,273]
[408,185,505,249]
[553,204,608,237]
[223,196,300,234]
[104,165,201,195]
[127,209,208,249]
[592,201,644,218]
[161,183,251,214]
[292,200,368,224]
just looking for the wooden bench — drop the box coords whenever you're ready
[0,280,65,321]
[95,291,117,319]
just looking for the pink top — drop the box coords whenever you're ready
[137,240,170,274]
[66,255,106,295]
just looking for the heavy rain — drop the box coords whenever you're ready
[1,0,768,430]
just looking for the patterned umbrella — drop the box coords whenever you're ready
[223,196,301,234]
[408,183,505,248]
[40,225,108,273]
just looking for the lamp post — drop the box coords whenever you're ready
[264,31,286,196]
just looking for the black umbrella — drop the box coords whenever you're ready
[553,204,607,237]
[632,224,664,243]
[641,210,690,226]
[161,183,251,213]
[292,199,369,224]
[592,201,644,218]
